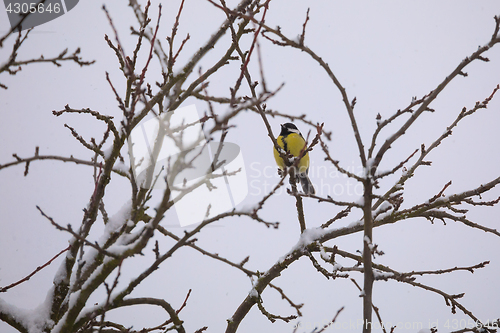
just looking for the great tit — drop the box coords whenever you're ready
[273,123,315,195]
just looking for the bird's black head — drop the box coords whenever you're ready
[280,123,300,136]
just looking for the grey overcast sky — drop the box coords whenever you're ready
[1,1,500,332]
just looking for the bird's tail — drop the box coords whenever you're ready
[298,173,315,195]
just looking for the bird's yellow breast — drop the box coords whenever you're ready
[273,133,310,173]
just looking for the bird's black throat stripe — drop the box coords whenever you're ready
[280,135,288,153]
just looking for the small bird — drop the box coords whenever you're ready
[273,123,315,195]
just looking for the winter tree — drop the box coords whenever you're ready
[1,1,500,332]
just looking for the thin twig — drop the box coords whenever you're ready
[0,246,70,293]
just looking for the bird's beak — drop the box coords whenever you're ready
[280,124,284,129]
